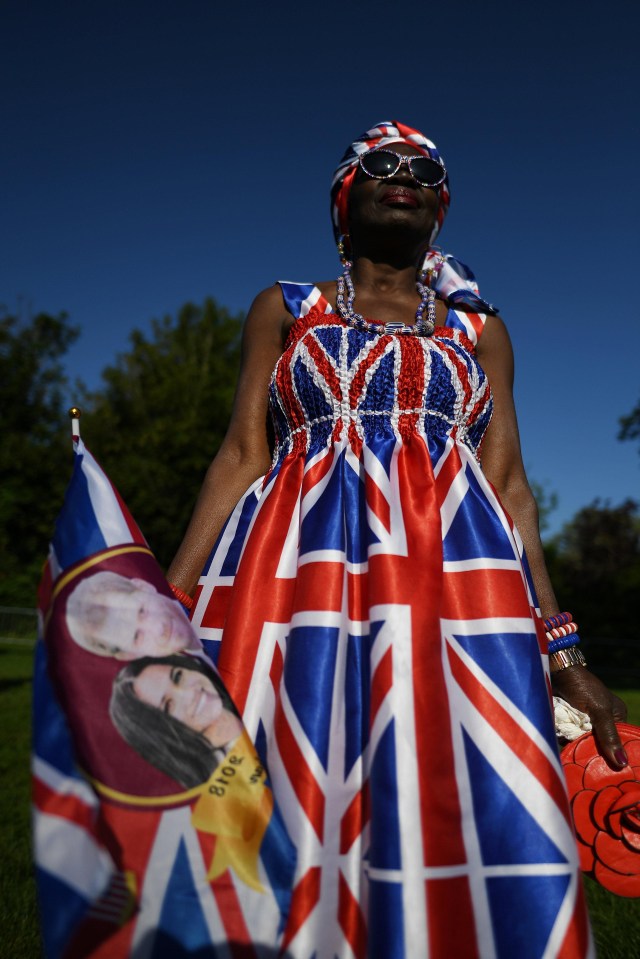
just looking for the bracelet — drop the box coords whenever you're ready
[549,646,587,672]
[546,621,578,641]
[544,611,573,631]
[548,632,581,654]
[168,582,194,611]
[543,611,580,655]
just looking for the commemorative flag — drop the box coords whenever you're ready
[33,428,295,958]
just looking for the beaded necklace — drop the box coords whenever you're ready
[335,260,436,336]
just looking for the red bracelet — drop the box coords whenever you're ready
[168,582,194,610]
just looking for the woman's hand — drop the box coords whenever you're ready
[552,666,628,768]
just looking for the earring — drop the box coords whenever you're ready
[337,234,351,264]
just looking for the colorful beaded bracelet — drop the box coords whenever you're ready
[546,621,578,641]
[548,633,581,655]
[543,611,573,631]
[168,582,194,611]
[543,611,581,654]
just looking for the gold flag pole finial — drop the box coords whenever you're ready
[68,407,82,440]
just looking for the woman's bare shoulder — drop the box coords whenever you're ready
[241,284,292,347]
[476,313,514,385]
[314,280,338,303]
[247,283,289,317]
[477,313,510,351]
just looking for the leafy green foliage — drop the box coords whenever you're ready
[618,399,640,452]
[546,499,640,636]
[81,299,244,568]
[544,499,640,684]
[0,311,79,604]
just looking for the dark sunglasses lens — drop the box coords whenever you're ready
[360,152,399,178]
[410,157,445,186]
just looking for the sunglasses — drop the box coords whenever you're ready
[358,149,446,189]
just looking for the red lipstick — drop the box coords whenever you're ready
[380,187,418,207]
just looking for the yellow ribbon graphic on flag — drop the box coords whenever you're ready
[190,731,273,891]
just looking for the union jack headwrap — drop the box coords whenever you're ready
[330,120,498,314]
[330,119,450,245]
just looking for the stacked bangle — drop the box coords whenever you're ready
[544,612,580,655]
[543,610,586,671]
[546,621,578,640]
[547,632,581,654]
[168,582,194,611]
[544,612,572,630]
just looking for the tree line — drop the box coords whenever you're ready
[1,301,242,605]
[1,303,638,679]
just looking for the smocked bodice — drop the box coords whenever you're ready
[269,308,492,461]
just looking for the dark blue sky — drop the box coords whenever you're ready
[3,0,639,532]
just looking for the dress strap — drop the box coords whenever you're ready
[277,281,332,320]
[444,307,488,347]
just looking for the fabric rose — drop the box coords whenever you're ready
[561,723,640,897]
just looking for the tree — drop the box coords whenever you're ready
[619,400,640,453]
[0,311,80,604]
[82,299,244,568]
[544,499,640,680]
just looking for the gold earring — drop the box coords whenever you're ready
[337,234,351,264]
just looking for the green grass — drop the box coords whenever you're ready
[619,688,640,723]
[585,876,640,959]
[584,687,640,958]
[0,643,41,957]
[2,642,640,958]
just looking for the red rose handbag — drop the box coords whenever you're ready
[561,723,640,897]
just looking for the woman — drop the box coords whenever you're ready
[110,653,243,788]
[168,122,626,956]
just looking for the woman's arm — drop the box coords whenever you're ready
[477,315,628,767]
[166,286,288,596]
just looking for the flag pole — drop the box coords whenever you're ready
[68,406,81,442]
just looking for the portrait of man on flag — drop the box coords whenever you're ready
[65,569,200,660]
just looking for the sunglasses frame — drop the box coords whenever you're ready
[358,149,447,189]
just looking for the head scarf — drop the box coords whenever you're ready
[330,120,450,246]
[330,120,497,314]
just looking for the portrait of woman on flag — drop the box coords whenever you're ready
[44,541,249,802]
[109,652,244,788]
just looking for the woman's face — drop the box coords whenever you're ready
[347,142,440,242]
[133,662,225,738]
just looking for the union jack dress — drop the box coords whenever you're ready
[191,282,592,959]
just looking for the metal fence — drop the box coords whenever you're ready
[0,606,38,645]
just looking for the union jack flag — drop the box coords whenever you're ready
[33,438,295,958]
[191,282,592,958]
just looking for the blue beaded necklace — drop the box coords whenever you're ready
[335,260,436,336]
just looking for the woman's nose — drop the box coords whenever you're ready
[390,157,417,183]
